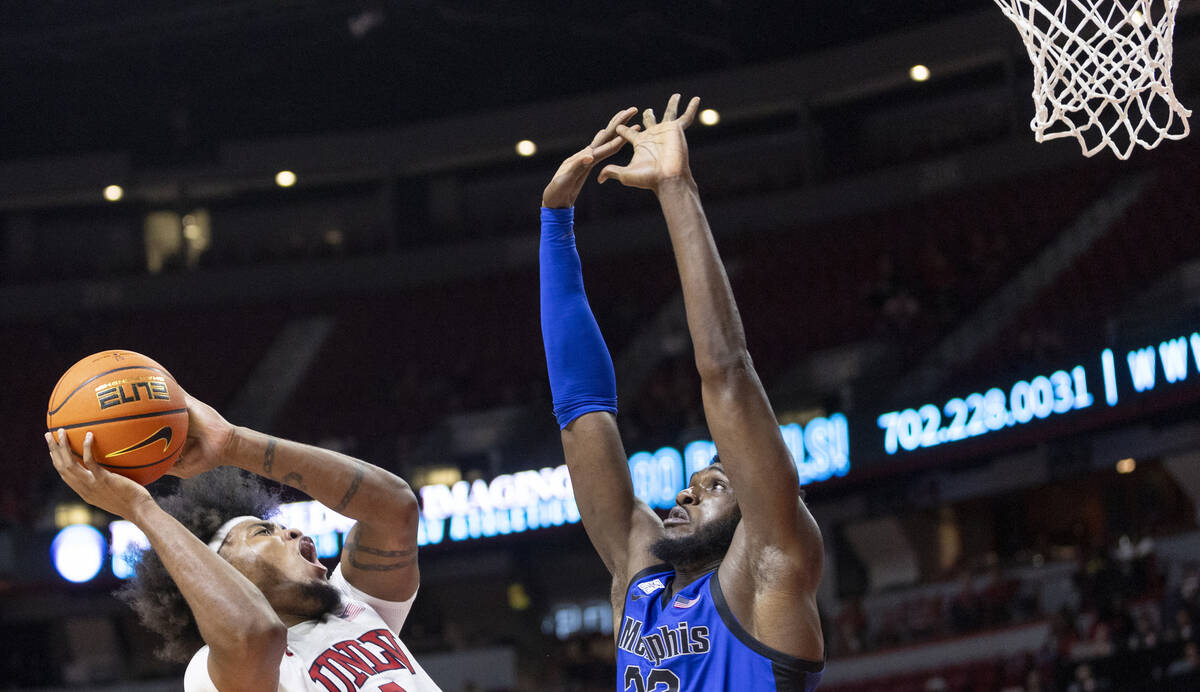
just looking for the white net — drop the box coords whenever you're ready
[994,0,1191,159]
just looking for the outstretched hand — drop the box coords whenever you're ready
[46,429,154,519]
[542,107,641,209]
[167,393,237,479]
[598,94,700,192]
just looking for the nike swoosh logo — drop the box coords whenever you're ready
[631,593,646,601]
[105,425,173,458]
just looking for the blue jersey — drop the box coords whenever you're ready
[616,565,823,692]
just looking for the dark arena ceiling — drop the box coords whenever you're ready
[0,0,986,161]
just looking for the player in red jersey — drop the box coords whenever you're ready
[46,394,441,692]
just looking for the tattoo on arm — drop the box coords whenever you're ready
[281,472,309,494]
[343,525,417,572]
[346,554,416,572]
[332,461,365,513]
[263,438,277,477]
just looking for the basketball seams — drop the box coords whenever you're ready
[51,407,189,431]
[47,363,173,418]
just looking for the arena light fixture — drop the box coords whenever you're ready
[51,524,106,583]
[103,185,124,202]
[275,170,297,188]
[909,64,931,82]
[54,503,92,529]
[515,139,537,157]
[699,108,720,126]
[1116,458,1136,474]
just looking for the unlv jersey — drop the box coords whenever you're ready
[185,564,441,692]
[616,565,823,692]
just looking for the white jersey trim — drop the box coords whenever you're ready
[329,562,417,635]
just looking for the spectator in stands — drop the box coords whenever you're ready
[1127,611,1159,650]
[834,598,868,656]
[864,252,922,336]
[949,573,982,633]
[1165,641,1199,683]
[1167,607,1194,643]
[1066,663,1108,692]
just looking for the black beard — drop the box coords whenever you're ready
[298,580,343,621]
[650,507,741,571]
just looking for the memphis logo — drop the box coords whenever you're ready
[617,616,710,666]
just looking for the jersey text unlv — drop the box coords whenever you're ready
[307,628,415,692]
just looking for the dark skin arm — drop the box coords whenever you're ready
[170,396,420,603]
[542,109,664,597]
[600,94,824,661]
[47,430,286,692]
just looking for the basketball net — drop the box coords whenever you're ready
[994,0,1191,159]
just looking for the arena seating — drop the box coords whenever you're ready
[824,533,1200,691]
[2,307,284,522]
[729,162,1118,382]
[953,142,1200,384]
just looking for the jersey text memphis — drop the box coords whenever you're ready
[617,566,822,692]
[185,565,441,692]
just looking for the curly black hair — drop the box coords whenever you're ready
[114,467,281,663]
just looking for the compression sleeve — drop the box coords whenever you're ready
[539,206,618,428]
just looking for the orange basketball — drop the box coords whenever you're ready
[47,350,188,485]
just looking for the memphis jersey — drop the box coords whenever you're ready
[185,564,441,692]
[617,565,822,692]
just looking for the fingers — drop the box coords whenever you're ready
[678,96,701,128]
[45,431,66,472]
[47,429,93,482]
[590,123,640,161]
[81,429,95,469]
[663,93,681,122]
[614,123,640,144]
[596,164,626,185]
[642,108,657,128]
[590,107,638,148]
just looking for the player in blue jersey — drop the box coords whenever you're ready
[539,95,825,691]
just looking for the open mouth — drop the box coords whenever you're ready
[299,536,320,565]
[664,507,689,527]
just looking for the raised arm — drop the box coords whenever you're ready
[540,109,663,583]
[171,397,420,603]
[599,96,823,582]
[48,431,285,692]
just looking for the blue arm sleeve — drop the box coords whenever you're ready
[539,206,618,429]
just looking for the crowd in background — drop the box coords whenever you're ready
[826,535,1200,692]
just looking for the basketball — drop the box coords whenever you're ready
[47,350,188,485]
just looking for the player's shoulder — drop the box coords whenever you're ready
[614,562,674,602]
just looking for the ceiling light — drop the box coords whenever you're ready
[275,170,297,187]
[909,64,931,82]
[515,140,537,157]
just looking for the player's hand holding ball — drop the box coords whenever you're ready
[46,429,154,520]
[168,394,237,479]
